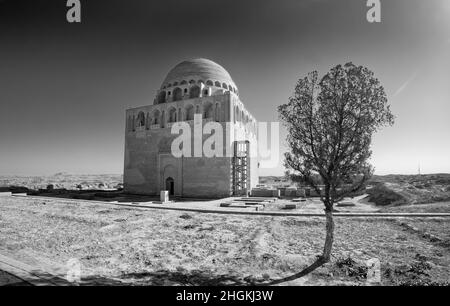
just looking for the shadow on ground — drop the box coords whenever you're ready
[81,270,264,286]
[78,257,329,286]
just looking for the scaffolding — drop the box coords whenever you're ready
[232,140,250,196]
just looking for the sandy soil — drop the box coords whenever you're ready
[0,196,449,286]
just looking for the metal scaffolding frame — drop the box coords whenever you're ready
[232,140,250,196]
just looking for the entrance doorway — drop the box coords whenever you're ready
[165,177,174,196]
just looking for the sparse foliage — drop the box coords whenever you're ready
[278,62,394,271]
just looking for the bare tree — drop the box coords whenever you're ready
[276,62,394,280]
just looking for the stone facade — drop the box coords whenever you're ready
[124,58,258,198]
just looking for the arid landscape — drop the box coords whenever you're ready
[0,174,449,286]
[262,174,450,210]
[0,173,123,192]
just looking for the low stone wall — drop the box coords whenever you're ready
[284,188,307,198]
[251,188,280,198]
[284,188,297,197]
[252,186,327,198]
[277,187,286,197]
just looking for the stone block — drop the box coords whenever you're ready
[251,188,278,198]
[283,204,297,210]
[272,189,280,197]
[285,188,297,197]
[160,190,169,203]
[304,188,311,197]
[296,189,306,197]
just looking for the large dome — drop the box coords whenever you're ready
[161,58,237,92]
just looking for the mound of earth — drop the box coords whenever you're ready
[366,183,408,206]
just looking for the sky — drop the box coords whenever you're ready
[0,0,449,176]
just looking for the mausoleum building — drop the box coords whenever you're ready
[124,58,258,198]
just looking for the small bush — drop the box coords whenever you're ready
[366,184,407,206]
[179,213,193,220]
[335,256,368,279]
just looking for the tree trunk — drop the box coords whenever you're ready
[266,207,336,285]
[321,209,334,262]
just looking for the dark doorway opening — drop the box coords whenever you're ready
[166,177,174,196]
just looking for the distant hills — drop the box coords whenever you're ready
[0,173,123,191]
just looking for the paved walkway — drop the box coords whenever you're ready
[0,270,30,286]
[19,195,450,218]
[0,254,72,286]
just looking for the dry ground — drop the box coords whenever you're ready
[0,196,449,286]
[382,202,450,214]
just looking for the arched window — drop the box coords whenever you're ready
[158,91,166,104]
[167,83,172,88]
[173,87,182,101]
[180,80,187,85]
[161,110,165,128]
[206,80,213,86]
[203,102,213,119]
[137,111,145,127]
[214,81,221,87]
[185,105,194,121]
[173,81,178,86]
[222,83,228,89]
[168,107,177,123]
[153,109,160,125]
[189,79,196,84]
[215,103,220,122]
[189,85,200,99]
